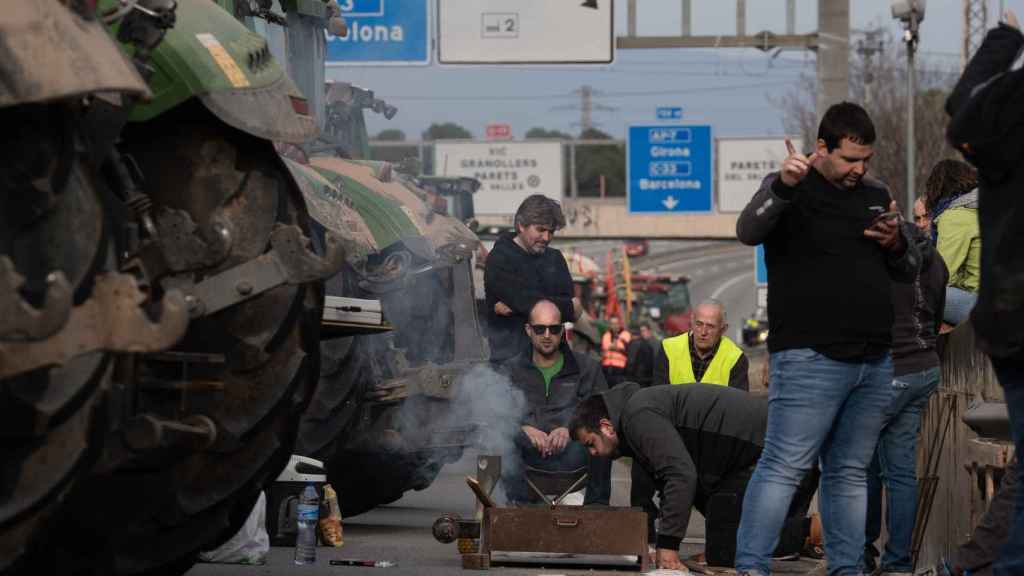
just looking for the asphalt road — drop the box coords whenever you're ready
[186,241,799,576]
[187,452,820,576]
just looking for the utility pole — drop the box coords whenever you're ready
[787,0,796,34]
[817,0,850,121]
[737,0,746,36]
[552,86,615,134]
[895,3,924,220]
[681,0,691,36]
[580,85,593,132]
[962,0,989,70]
[628,0,637,37]
[855,29,884,107]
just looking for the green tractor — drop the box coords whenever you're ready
[238,2,493,516]
[0,0,188,571]
[3,0,346,573]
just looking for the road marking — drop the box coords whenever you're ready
[711,270,755,300]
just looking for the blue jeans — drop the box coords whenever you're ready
[502,430,611,505]
[735,349,894,576]
[991,354,1024,576]
[944,286,977,325]
[865,366,941,573]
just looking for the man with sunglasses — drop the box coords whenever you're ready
[500,300,612,505]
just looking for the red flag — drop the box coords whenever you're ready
[604,250,622,323]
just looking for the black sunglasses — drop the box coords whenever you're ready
[529,323,564,336]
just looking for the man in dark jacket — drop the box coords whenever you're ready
[501,300,611,505]
[570,383,817,571]
[625,323,655,387]
[484,195,577,363]
[864,220,948,574]
[734,102,920,576]
[945,11,1024,575]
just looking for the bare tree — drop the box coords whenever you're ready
[775,34,959,206]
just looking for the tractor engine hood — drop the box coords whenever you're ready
[106,0,316,143]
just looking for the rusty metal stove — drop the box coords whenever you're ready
[433,454,648,572]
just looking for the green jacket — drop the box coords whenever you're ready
[935,205,981,292]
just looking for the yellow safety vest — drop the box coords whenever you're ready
[662,333,743,386]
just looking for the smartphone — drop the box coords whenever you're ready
[869,210,901,226]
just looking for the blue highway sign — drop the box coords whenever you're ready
[326,0,430,66]
[627,125,713,213]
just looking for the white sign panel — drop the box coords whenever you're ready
[437,0,614,64]
[717,137,802,213]
[434,141,563,216]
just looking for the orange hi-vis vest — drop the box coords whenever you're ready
[601,329,632,369]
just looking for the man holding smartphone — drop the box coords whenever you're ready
[734,102,920,576]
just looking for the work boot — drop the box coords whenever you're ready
[802,513,825,559]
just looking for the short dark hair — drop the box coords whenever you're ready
[817,102,876,152]
[924,159,978,212]
[568,395,609,440]
[514,194,566,231]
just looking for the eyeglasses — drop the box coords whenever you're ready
[529,324,564,336]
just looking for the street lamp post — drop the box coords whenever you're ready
[893,1,925,221]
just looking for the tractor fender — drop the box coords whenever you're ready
[0,0,148,108]
[107,0,316,143]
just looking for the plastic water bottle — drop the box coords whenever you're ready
[293,483,319,565]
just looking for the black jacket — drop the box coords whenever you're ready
[946,22,1024,357]
[891,224,949,376]
[505,344,607,433]
[484,233,574,362]
[736,170,920,360]
[625,337,655,387]
[600,383,767,550]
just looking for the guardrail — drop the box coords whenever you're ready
[915,322,1013,568]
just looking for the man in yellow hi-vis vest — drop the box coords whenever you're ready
[652,299,749,390]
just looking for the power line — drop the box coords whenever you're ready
[382,79,798,101]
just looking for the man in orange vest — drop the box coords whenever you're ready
[653,299,749,390]
[600,315,632,387]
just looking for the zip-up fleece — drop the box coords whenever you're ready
[600,383,766,551]
[504,343,607,432]
[892,224,949,376]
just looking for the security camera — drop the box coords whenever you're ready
[891,0,926,23]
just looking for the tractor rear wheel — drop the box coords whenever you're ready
[0,103,114,572]
[46,104,324,575]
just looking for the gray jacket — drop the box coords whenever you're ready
[504,344,608,432]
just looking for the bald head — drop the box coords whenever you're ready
[529,299,562,324]
[526,300,563,358]
[694,299,726,323]
[692,299,728,356]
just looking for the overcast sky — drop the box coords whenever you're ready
[325,0,1023,140]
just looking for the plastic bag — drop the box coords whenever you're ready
[198,491,269,565]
